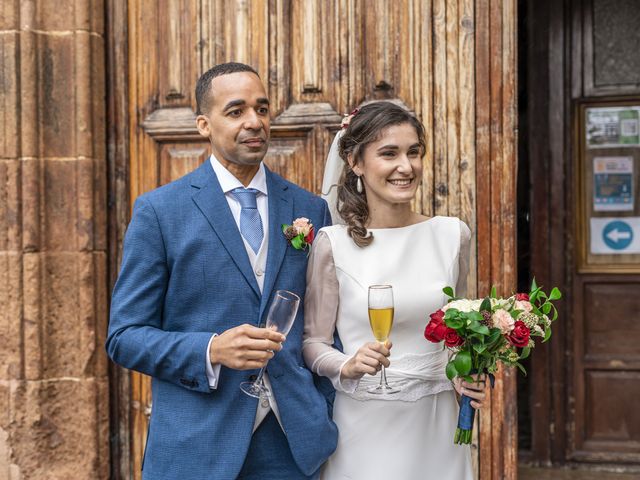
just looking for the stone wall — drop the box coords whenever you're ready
[0,1,109,478]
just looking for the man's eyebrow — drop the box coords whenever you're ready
[222,98,270,111]
[223,99,246,111]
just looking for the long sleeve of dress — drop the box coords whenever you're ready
[303,231,359,392]
[455,220,472,298]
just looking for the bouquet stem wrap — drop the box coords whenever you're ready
[454,372,495,445]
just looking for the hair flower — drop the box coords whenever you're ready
[341,108,360,129]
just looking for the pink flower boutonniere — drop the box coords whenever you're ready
[282,217,315,251]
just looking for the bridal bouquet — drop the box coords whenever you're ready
[424,280,561,444]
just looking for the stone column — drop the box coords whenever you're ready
[0,1,109,478]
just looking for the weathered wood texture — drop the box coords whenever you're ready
[0,0,109,478]
[117,1,518,479]
[475,0,518,478]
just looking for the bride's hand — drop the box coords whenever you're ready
[340,341,392,381]
[453,374,488,409]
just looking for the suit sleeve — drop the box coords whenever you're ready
[106,197,214,394]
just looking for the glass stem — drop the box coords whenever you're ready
[255,366,266,389]
[380,365,389,388]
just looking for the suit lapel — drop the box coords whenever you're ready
[190,162,261,299]
[260,168,293,319]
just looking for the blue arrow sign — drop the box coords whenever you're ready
[602,220,633,250]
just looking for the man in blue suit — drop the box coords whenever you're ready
[107,62,338,479]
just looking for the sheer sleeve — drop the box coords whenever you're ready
[303,231,358,392]
[455,220,472,298]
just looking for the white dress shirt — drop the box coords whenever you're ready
[205,155,283,433]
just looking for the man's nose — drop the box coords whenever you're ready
[243,110,263,130]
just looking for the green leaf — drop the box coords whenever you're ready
[531,277,538,292]
[468,311,484,322]
[444,308,460,319]
[543,326,552,343]
[510,310,521,319]
[290,235,304,250]
[480,297,492,313]
[470,322,490,335]
[463,375,474,383]
[490,286,497,298]
[520,347,531,360]
[542,303,552,315]
[445,317,464,329]
[549,287,562,300]
[445,362,458,381]
[443,286,455,298]
[529,286,541,304]
[473,343,487,354]
[454,351,472,376]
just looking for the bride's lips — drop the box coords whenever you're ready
[387,178,415,187]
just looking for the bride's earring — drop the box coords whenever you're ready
[356,176,363,194]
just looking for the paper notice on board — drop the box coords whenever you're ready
[593,156,634,212]
[587,107,640,148]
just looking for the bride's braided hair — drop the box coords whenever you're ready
[337,101,426,247]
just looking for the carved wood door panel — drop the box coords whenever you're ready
[122,1,518,478]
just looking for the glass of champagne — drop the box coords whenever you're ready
[368,285,399,394]
[240,290,300,398]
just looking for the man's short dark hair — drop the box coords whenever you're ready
[195,62,260,115]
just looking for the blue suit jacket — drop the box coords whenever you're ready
[106,161,338,479]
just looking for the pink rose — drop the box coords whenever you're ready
[492,309,515,334]
[292,217,312,236]
[515,300,533,313]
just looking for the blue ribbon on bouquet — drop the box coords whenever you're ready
[458,372,495,431]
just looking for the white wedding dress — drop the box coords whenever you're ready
[303,216,473,480]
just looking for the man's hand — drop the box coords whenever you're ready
[340,341,392,381]
[453,373,488,409]
[210,324,286,370]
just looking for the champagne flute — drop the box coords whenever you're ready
[240,290,300,398]
[368,285,399,394]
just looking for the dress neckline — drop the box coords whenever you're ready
[366,215,440,232]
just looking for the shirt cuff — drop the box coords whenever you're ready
[336,357,360,393]
[206,334,222,389]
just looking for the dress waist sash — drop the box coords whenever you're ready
[344,349,453,402]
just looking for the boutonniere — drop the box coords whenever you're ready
[282,217,315,251]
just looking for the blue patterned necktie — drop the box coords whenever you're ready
[231,188,264,254]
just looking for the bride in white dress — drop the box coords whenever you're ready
[303,102,487,480]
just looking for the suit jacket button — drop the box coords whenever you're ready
[249,375,257,382]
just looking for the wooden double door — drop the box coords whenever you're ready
[108,1,519,478]
[525,0,640,469]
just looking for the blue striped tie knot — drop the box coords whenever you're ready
[231,188,264,254]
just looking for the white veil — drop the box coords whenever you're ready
[321,129,346,225]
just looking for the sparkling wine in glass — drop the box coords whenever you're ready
[368,285,399,394]
[240,290,300,399]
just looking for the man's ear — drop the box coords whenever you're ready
[196,114,211,138]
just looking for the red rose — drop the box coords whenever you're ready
[515,293,529,301]
[444,328,464,347]
[304,226,315,244]
[507,320,530,347]
[424,310,447,343]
